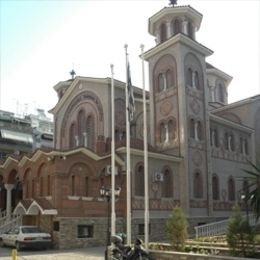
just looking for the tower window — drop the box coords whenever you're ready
[86,115,94,149]
[212,175,219,200]
[166,69,174,88]
[135,164,144,196]
[190,119,195,139]
[228,177,235,201]
[160,23,167,43]
[194,172,203,199]
[78,110,85,146]
[188,21,193,38]
[173,19,181,35]
[218,84,225,103]
[160,122,166,143]
[162,168,173,198]
[69,123,76,148]
[158,73,164,92]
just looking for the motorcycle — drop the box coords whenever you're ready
[111,235,150,260]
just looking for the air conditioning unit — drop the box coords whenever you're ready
[154,172,164,182]
[105,165,118,176]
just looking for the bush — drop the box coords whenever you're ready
[165,207,188,251]
[227,205,255,257]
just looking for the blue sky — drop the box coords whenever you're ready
[0,0,259,117]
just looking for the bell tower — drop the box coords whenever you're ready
[143,3,214,216]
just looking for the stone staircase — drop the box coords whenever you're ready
[0,210,22,235]
[194,214,259,238]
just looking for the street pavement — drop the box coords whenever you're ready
[0,246,105,260]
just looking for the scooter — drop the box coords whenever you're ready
[111,235,150,260]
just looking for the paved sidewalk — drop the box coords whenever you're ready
[0,247,105,260]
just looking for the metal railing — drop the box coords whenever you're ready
[0,214,22,235]
[194,214,259,238]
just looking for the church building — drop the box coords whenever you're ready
[0,2,259,249]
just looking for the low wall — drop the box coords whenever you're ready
[149,250,254,260]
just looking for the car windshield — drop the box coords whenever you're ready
[21,227,42,233]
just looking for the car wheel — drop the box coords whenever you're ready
[15,241,21,251]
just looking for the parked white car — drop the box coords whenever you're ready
[1,225,52,250]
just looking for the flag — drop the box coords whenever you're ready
[127,61,135,121]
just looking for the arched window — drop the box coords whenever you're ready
[188,21,193,38]
[40,176,43,197]
[242,179,249,196]
[160,122,166,143]
[224,132,229,150]
[78,110,85,146]
[71,175,76,196]
[135,164,144,196]
[86,115,94,149]
[218,84,225,103]
[85,176,89,197]
[168,119,176,141]
[228,177,235,201]
[166,69,174,89]
[162,168,173,198]
[214,129,219,147]
[32,179,35,198]
[174,19,181,35]
[158,73,164,92]
[194,172,203,198]
[210,129,219,147]
[244,139,248,155]
[47,175,51,196]
[230,134,235,151]
[190,119,195,139]
[195,71,200,89]
[187,68,192,86]
[160,23,167,43]
[197,121,202,140]
[69,123,76,148]
[240,137,244,153]
[212,175,219,200]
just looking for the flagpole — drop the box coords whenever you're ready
[110,64,116,238]
[140,44,149,249]
[124,44,132,245]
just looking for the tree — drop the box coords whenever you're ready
[227,205,255,257]
[165,207,188,251]
[243,159,260,221]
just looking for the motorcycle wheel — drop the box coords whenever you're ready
[133,256,150,260]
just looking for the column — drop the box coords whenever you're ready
[165,124,169,143]
[166,21,171,39]
[163,74,167,91]
[5,184,14,219]
[228,135,232,151]
[83,132,88,147]
[194,121,199,141]
[155,30,160,45]
[75,135,79,146]
[192,71,196,89]
[211,129,216,147]
[182,20,188,35]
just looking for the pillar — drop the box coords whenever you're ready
[5,184,15,219]
[166,21,171,39]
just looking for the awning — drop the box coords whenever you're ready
[0,129,33,144]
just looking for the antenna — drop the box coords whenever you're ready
[69,62,76,79]
[169,0,177,6]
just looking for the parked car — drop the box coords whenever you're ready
[1,225,52,251]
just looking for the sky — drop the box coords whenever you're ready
[0,0,260,118]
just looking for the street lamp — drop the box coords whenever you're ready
[100,186,121,260]
[241,193,249,221]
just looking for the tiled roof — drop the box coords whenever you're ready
[20,199,33,210]
[35,198,55,210]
